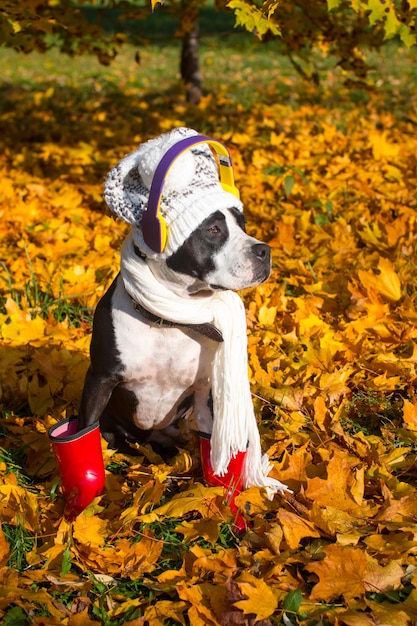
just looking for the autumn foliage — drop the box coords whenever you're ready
[1,43,417,625]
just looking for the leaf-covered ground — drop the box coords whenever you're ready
[1,42,417,625]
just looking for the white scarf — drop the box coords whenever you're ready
[120,234,288,498]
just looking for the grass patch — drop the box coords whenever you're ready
[1,33,416,109]
[0,260,94,327]
[3,522,35,571]
[2,606,31,626]
[343,390,404,439]
[0,445,32,488]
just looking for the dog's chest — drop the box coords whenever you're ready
[113,304,206,381]
[110,278,216,426]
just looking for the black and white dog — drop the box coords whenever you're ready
[78,208,270,452]
[77,127,286,495]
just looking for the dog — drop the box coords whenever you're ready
[77,206,271,454]
[76,127,285,496]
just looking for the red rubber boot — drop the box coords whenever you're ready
[49,418,105,520]
[199,434,247,532]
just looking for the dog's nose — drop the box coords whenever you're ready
[252,243,270,261]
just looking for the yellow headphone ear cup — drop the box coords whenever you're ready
[159,214,167,251]
[209,145,240,200]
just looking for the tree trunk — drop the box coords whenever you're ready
[180,18,202,105]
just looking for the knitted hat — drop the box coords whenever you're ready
[104,127,243,258]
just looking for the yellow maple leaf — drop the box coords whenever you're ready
[67,609,101,626]
[277,509,321,549]
[258,304,277,326]
[0,526,10,571]
[193,547,238,577]
[0,483,39,532]
[364,601,411,626]
[364,557,404,594]
[72,513,109,548]
[306,544,368,601]
[234,485,272,516]
[1,298,46,342]
[176,519,221,546]
[176,582,221,626]
[28,371,53,415]
[369,130,400,160]
[138,483,225,523]
[234,573,278,620]
[265,523,284,555]
[305,446,367,513]
[113,534,163,578]
[119,480,165,522]
[314,395,327,429]
[402,398,417,431]
[187,605,221,626]
[142,601,188,626]
[358,257,402,302]
[319,366,355,404]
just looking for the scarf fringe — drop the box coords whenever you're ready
[121,234,289,498]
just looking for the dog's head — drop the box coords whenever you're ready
[104,127,271,295]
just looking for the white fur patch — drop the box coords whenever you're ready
[110,276,216,431]
[204,210,270,290]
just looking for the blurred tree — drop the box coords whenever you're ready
[1,0,416,102]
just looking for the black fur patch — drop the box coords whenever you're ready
[229,206,246,232]
[167,209,237,280]
[89,276,124,375]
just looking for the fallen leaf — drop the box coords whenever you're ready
[234,573,279,621]
[306,544,368,601]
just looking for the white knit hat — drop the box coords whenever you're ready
[104,127,243,258]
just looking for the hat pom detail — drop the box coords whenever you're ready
[137,137,196,193]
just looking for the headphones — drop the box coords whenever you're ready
[141,135,240,253]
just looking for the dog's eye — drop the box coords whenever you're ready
[208,225,220,234]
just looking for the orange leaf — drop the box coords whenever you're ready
[176,519,221,546]
[306,544,368,601]
[364,558,404,594]
[310,502,361,537]
[277,510,320,549]
[234,572,278,621]
[72,513,109,548]
[176,582,221,626]
[402,399,417,431]
[0,526,10,570]
[139,483,225,523]
[358,257,402,302]
[143,600,188,626]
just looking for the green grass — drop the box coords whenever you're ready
[1,30,416,110]
[2,606,31,626]
[0,445,32,487]
[0,37,296,102]
[343,389,404,438]
[3,522,35,571]
[0,259,94,327]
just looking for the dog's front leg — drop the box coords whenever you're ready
[193,387,214,436]
[77,366,120,430]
